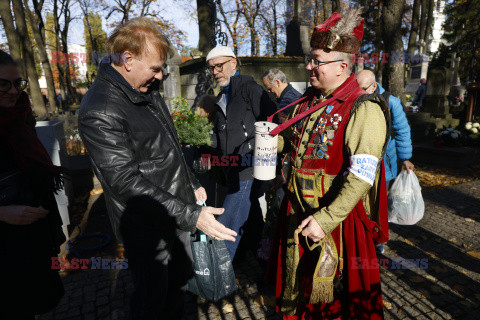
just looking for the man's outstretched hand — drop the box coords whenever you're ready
[196,206,237,242]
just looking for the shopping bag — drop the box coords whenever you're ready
[187,232,238,301]
[387,169,425,225]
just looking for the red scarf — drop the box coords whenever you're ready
[0,92,63,188]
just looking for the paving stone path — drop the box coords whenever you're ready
[39,180,480,320]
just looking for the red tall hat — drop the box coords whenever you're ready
[310,7,364,53]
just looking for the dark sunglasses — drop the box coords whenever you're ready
[0,78,28,92]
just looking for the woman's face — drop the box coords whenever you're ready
[0,64,22,108]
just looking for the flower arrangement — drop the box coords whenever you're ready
[434,127,466,147]
[171,97,213,147]
[465,121,480,144]
[465,121,480,134]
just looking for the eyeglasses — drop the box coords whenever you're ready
[0,78,28,92]
[304,56,343,69]
[207,59,233,73]
[361,82,375,91]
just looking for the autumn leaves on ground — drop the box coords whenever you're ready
[415,163,480,191]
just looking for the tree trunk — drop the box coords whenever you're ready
[11,0,47,118]
[0,0,26,77]
[240,0,261,56]
[218,0,241,56]
[53,0,66,99]
[418,0,427,50]
[273,2,277,55]
[407,0,421,54]
[59,0,77,104]
[331,0,341,13]
[423,0,435,53]
[382,0,405,101]
[321,0,328,20]
[25,0,58,111]
[82,11,99,66]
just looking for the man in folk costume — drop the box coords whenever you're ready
[267,8,391,320]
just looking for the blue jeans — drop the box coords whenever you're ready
[216,179,253,260]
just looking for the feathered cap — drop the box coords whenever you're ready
[310,7,364,53]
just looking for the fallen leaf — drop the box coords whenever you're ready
[460,269,468,275]
[425,274,437,281]
[222,303,234,313]
[410,275,425,283]
[449,237,457,243]
[254,295,276,307]
[383,301,392,309]
[467,251,480,260]
[417,289,431,299]
[431,265,449,273]
[452,284,467,293]
[90,188,103,195]
[404,238,415,246]
[462,243,473,249]
[431,285,444,294]
[437,212,444,215]
[465,218,475,223]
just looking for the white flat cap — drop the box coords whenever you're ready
[206,46,236,61]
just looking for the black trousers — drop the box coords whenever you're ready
[123,229,193,320]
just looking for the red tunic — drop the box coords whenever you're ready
[267,75,389,320]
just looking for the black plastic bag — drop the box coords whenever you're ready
[187,234,238,301]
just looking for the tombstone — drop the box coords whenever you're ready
[196,0,216,56]
[405,53,429,95]
[163,47,182,111]
[422,67,451,115]
[285,0,310,56]
[35,120,70,238]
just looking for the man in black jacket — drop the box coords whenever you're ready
[79,18,236,320]
[206,46,275,260]
[262,68,302,123]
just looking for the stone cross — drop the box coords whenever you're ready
[447,52,461,86]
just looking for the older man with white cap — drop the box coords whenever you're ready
[206,46,275,260]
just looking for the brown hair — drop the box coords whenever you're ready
[196,95,217,123]
[0,50,17,67]
[106,17,173,65]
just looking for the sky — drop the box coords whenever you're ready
[69,0,200,47]
[0,0,200,49]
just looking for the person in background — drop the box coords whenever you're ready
[262,68,302,123]
[411,78,426,112]
[206,46,276,260]
[357,69,414,254]
[0,49,65,320]
[196,94,217,123]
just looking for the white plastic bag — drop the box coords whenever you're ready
[388,169,425,225]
